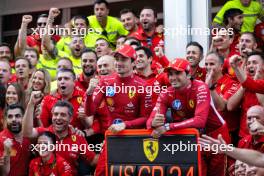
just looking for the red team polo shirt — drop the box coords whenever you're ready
[36,126,96,175]
[215,74,241,131]
[86,73,152,128]
[29,153,73,176]
[39,87,85,129]
[191,66,207,82]
[147,80,226,134]
[129,27,169,69]
[0,129,31,176]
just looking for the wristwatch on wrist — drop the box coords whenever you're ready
[164,123,170,131]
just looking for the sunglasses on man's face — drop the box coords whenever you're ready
[37,22,47,27]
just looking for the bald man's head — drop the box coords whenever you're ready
[97,55,115,76]
[247,105,264,135]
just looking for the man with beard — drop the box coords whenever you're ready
[97,55,115,76]
[87,0,128,48]
[120,9,139,34]
[39,69,88,130]
[0,104,31,176]
[23,92,98,176]
[186,41,206,81]
[24,48,39,74]
[85,44,152,176]
[212,0,264,33]
[147,58,230,176]
[95,38,112,58]
[130,7,169,69]
[227,52,264,139]
[75,49,97,91]
[223,8,243,53]
[222,33,258,79]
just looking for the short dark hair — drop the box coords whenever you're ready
[247,51,264,62]
[5,104,25,117]
[57,68,76,80]
[15,56,32,69]
[53,100,74,118]
[141,6,157,18]
[241,32,257,43]
[38,131,56,145]
[223,8,243,26]
[135,46,153,58]
[120,8,137,17]
[37,14,48,19]
[72,15,89,26]
[58,57,73,68]
[96,38,110,46]
[0,43,11,49]
[186,41,204,55]
[82,48,98,60]
[94,0,109,8]
[25,47,39,59]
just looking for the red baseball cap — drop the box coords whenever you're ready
[113,44,137,60]
[164,58,190,72]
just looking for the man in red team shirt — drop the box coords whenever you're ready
[130,7,169,69]
[147,58,230,176]
[75,49,98,91]
[227,52,264,139]
[134,46,169,106]
[186,41,207,81]
[0,104,31,176]
[223,32,258,79]
[205,52,240,144]
[85,44,152,175]
[39,69,88,130]
[23,91,98,175]
[120,9,140,34]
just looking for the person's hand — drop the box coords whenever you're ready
[22,15,32,24]
[49,8,60,18]
[29,91,43,106]
[151,108,165,128]
[254,65,264,80]
[34,103,42,118]
[249,120,264,135]
[229,55,243,69]
[77,106,86,119]
[87,77,99,95]
[108,123,126,134]
[154,46,164,58]
[151,126,166,138]
[69,125,85,137]
[199,134,227,154]
[3,138,13,156]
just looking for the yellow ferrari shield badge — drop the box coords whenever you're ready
[143,138,159,162]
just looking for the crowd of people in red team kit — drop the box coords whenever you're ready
[0,0,264,175]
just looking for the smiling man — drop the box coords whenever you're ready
[0,104,31,176]
[39,69,87,130]
[23,91,98,175]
